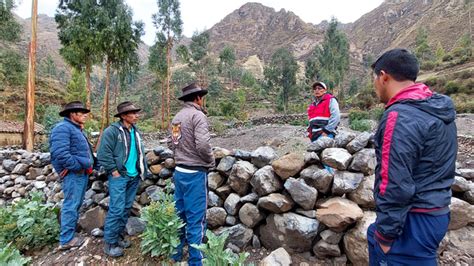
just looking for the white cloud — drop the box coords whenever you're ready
[14,0,383,46]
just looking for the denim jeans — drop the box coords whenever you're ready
[60,172,88,245]
[172,169,208,266]
[104,174,140,244]
[313,133,335,173]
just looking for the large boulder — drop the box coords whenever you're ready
[229,161,257,195]
[307,136,335,152]
[126,217,146,236]
[271,153,305,180]
[250,166,282,196]
[251,146,278,168]
[316,197,364,232]
[216,224,253,250]
[346,132,372,154]
[347,175,375,208]
[224,193,242,216]
[313,240,341,258]
[2,159,18,172]
[78,206,107,234]
[438,226,474,265]
[257,193,294,213]
[321,148,353,170]
[234,149,252,161]
[349,149,376,175]
[207,172,224,191]
[300,165,334,194]
[208,191,224,207]
[238,203,265,228]
[12,163,29,175]
[343,211,376,266]
[216,156,237,176]
[146,152,160,166]
[331,171,364,196]
[207,207,227,229]
[448,197,474,230]
[304,152,320,165]
[260,247,292,266]
[213,147,232,160]
[451,175,471,193]
[335,131,357,148]
[284,178,317,210]
[259,212,319,253]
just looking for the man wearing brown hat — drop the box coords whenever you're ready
[97,101,148,257]
[170,83,215,266]
[50,101,95,250]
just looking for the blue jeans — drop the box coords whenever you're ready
[60,172,88,245]
[172,169,208,266]
[367,212,450,265]
[313,133,335,173]
[104,174,140,244]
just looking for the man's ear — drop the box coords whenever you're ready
[379,70,390,83]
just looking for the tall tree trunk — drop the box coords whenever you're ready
[114,75,119,106]
[85,62,92,110]
[23,0,38,151]
[100,59,111,134]
[161,81,165,130]
[166,38,172,129]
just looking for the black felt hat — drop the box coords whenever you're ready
[59,101,90,117]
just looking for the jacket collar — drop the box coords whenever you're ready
[184,102,205,113]
[386,83,433,108]
[64,117,82,129]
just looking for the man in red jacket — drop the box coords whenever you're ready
[307,81,340,142]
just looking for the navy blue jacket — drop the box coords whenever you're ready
[373,83,457,246]
[49,118,94,174]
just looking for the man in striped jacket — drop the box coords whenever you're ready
[367,48,457,265]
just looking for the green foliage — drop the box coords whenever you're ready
[349,109,370,122]
[264,47,298,113]
[191,231,249,266]
[172,68,195,91]
[176,44,190,64]
[435,41,445,63]
[352,83,378,109]
[39,55,58,79]
[0,192,60,252]
[66,68,87,103]
[0,243,31,266]
[0,0,22,42]
[42,105,62,133]
[451,93,474,113]
[420,60,437,71]
[190,31,210,62]
[240,70,257,88]
[350,119,372,132]
[415,27,433,62]
[348,78,359,96]
[140,193,184,259]
[309,18,349,96]
[149,34,168,79]
[207,77,223,99]
[370,106,385,121]
[0,50,26,88]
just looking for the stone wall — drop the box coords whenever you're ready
[1,130,473,264]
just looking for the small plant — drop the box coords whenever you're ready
[0,244,31,266]
[0,192,60,252]
[350,119,372,132]
[140,193,184,259]
[370,106,385,121]
[191,231,249,266]
[349,109,370,122]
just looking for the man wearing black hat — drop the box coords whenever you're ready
[170,83,215,266]
[97,101,148,257]
[50,101,94,250]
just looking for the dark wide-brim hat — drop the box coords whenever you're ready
[59,101,90,117]
[178,83,208,101]
[114,101,141,117]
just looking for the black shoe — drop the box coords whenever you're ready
[104,243,124,257]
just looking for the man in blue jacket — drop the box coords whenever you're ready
[97,101,147,257]
[367,48,457,265]
[50,101,94,250]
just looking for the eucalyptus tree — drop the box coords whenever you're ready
[149,32,168,129]
[219,46,236,89]
[152,0,182,127]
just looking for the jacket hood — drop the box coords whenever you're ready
[387,83,456,124]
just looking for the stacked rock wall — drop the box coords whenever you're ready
[1,130,473,264]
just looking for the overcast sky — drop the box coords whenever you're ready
[14,0,383,45]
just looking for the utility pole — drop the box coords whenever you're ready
[23,0,38,151]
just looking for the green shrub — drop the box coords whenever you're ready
[370,106,385,121]
[191,231,249,266]
[140,193,184,259]
[445,81,462,95]
[0,192,60,252]
[350,119,372,132]
[0,243,31,266]
[349,109,370,122]
[420,60,437,70]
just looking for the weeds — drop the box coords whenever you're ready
[191,231,249,266]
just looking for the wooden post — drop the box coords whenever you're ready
[23,0,38,151]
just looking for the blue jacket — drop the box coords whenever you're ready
[49,118,94,174]
[373,83,457,246]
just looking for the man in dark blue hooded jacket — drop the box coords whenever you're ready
[367,49,457,265]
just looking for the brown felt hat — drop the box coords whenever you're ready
[59,101,90,117]
[178,83,208,101]
[114,101,141,117]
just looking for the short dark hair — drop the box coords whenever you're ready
[181,91,205,102]
[371,48,419,82]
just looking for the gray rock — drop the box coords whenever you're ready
[304,152,320,165]
[159,168,173,179]
[207,207,227,229]
[335,131,357,148]
[465,189,474,204]
[41,165,53,176]
[313,240,341,258]
[271,153,305,180]
[93,193,106,203]
[91,181,104,192]
[225,215,238,226]
[320,230,344,245]
[234,149,252,161]
[307,136,335,152]
[152,146,166,156]
[79,206,107,234]
[452,175,471,192]
[284,178,317,210]
[240,192,259,204]
[146,152,161,166]
[229,161,257,195]
[2,159,18,172]
[349,148,376,175]
[126,217,146,236]
[260,247,292,266]
[217,224,253,250]
[207,172,224,191]
[439,226,474,264]
[346,132,372,154]
[99,197,110,209]
[250,166,282,196]
[160,149,174,159]
[208,191,224,207]
[139,192,151,205]
[300,165,334,194]
[224,193,242,215]
[331,171,364,196]
[216,156,237,176]
[215,184,233,200]
[295,208,317,219]
[34,181,47,189]
[316,197,364,232]
[457,169,474,180]
[251,146,278,168]
[212,147,232,160]
[321,148,353,170]
[239,203,265,228]
[38,153,50,166]
[12,163,29,175]
[257,193,294,213]
[347,175,375,208]
[448,197,474,230]
[252,235,261,248]
[164,158,175,169]
[91,228,104,237]
[260,213,319,253]
[28,167,43,180]
[343,211,376,266]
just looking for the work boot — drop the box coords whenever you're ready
[103,242,124,257]
[58,236,85,250]
[118,235,131,249]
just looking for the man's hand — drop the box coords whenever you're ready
[112,170,120,177]
[379,243,391,254]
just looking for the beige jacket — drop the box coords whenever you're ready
[170,102,215,169]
